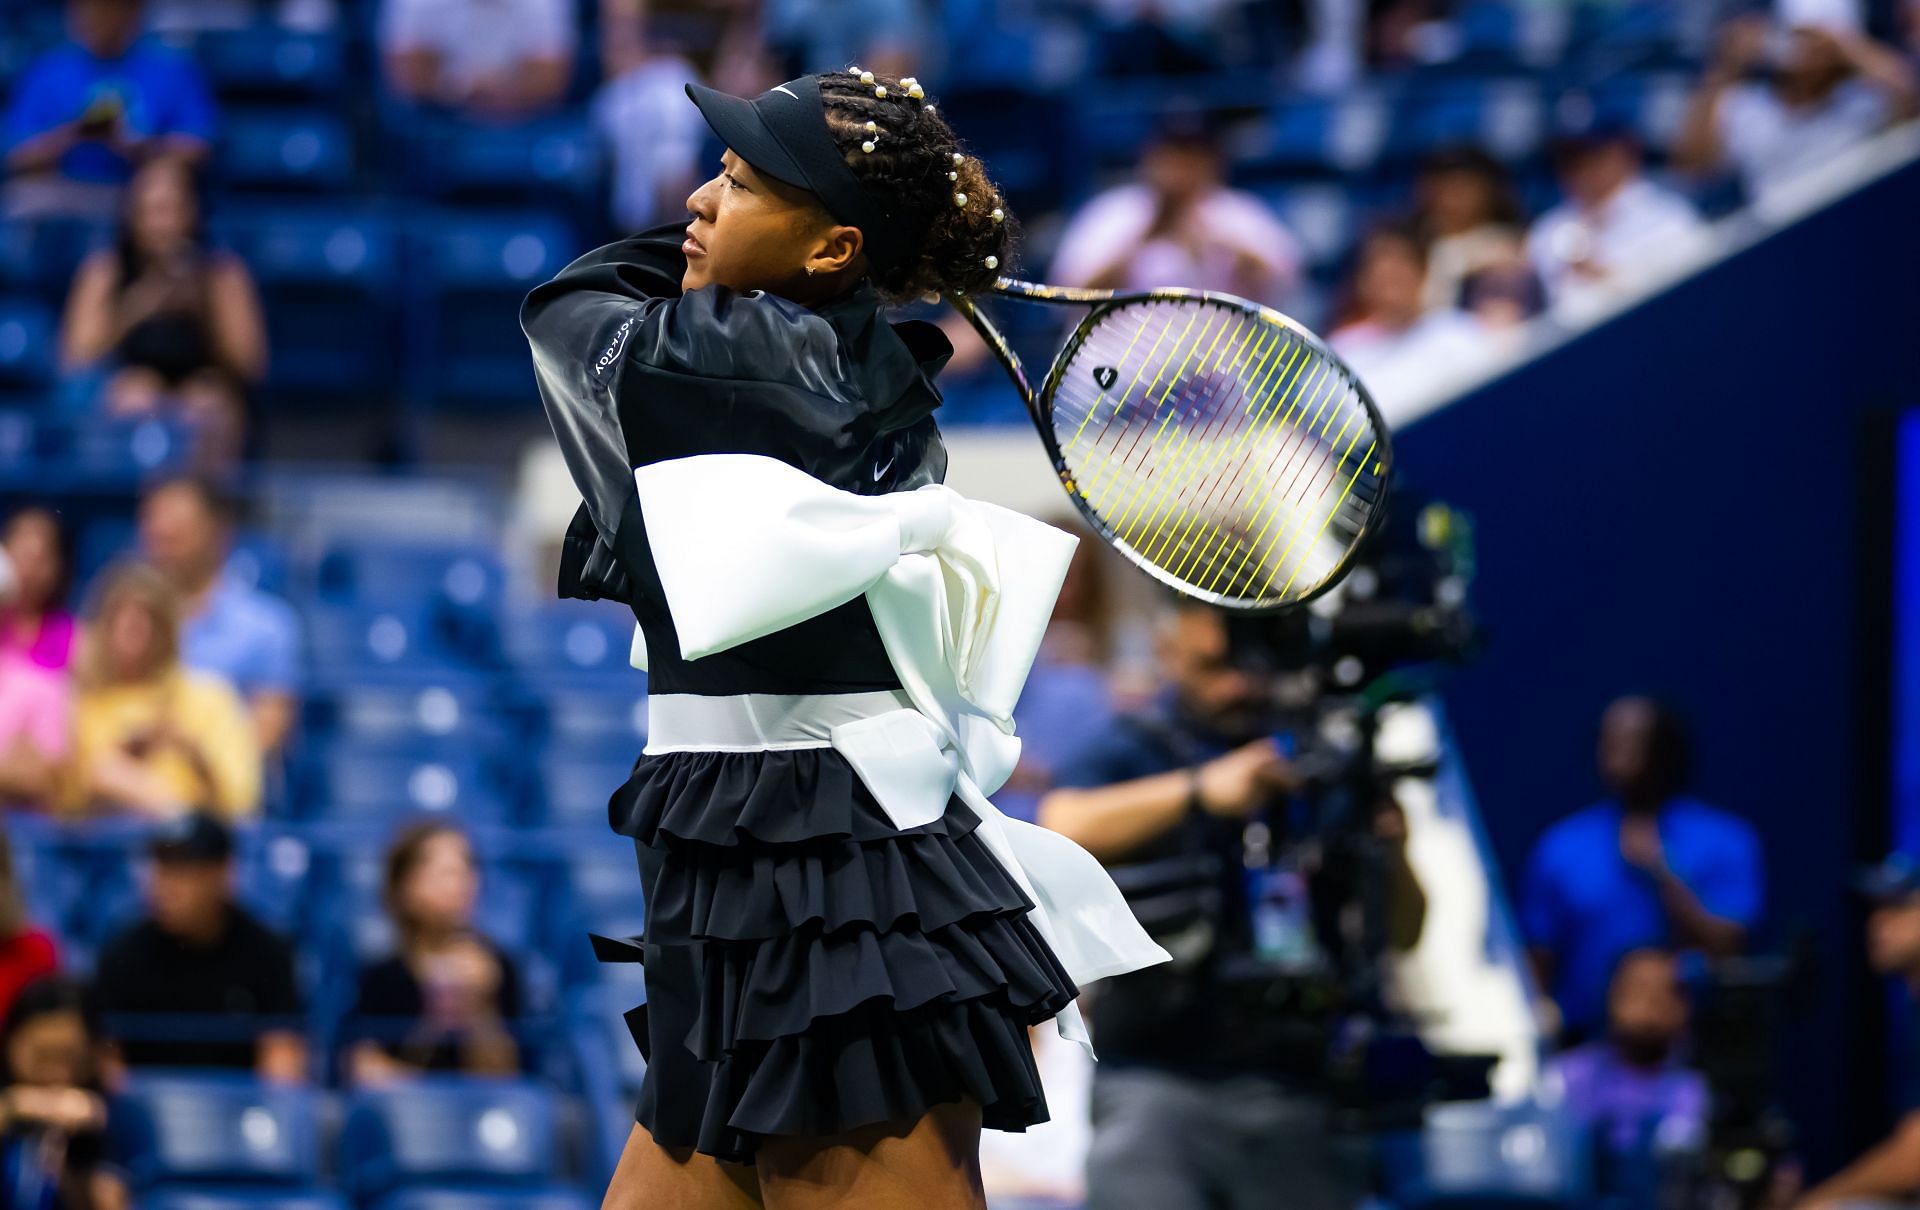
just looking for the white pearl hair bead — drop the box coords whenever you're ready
[858,70,874,83]
[861,140,875,153]
[984,255,999,269]
[947,171,958,181]
[906,84,924,99]
[874,85,887,97]
[924,103,935,114]
[991,207,1004,222]
[865,120,877,133]
[954,192,968,206]
[952,152,964,163]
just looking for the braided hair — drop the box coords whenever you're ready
[816,70,1018,303]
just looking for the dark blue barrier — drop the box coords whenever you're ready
[1395,151,1920,1173]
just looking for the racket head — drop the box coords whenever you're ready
[1029,288,1392,613]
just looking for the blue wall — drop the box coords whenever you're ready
[1395,155,1920,1170]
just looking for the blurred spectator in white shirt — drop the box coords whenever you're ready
[1411,147,1531,313]
[148,0,337,33]
[1331,224,1493,426]
[380,0,575,122]
[1674,13,1917,205]
[595,0,768,234]
[1050,116,1304,309]
[1527,124,1709,320]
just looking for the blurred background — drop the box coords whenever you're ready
[0,0,1917,1205]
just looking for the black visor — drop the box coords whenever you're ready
[686,74,915,274]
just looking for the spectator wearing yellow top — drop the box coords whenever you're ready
[64,563,260,819]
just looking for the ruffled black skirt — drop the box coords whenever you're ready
[591,747,1080,1164]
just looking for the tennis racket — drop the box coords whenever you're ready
[947,279,1392,613]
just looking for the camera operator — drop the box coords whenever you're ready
[1038,598,1424,1210]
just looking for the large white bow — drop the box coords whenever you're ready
[629,454,1172,1048]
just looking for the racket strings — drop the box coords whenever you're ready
[1047,298,1386,606]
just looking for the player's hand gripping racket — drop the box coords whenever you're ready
[948,279,1392,612]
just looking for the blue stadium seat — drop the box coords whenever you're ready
[1588,71,1695,152]
[315,540,505,610]
[314,747,513,825]
[302,603,490,684]
[0,296,55,391]
[538,687,647,758]
[113,1074,323,1188]
[220,109,355,193]
[233,828,319,937]
[142,1192,349,1210]
[1384,1101,1593,1208]
[405,115,602,207]
[505,605,639,688]
[1251,94,1390,177]
[1390,80,1543,162]
[338,1077,563,1198]
[319,684,511,747]
[1265,183,1354,272]
[409,212,574,408]
[536,754,632,831]
[0,216,110,295]
[212,207,401,397]
[193,28,346,100]
[375,1186,596,1210]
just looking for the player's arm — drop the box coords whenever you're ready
[1798,1111,1920,1207]
[1040,739,1295,863]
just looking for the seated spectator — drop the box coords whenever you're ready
[0,835,59,1028]
[0,977,126,1210]
[1521,696,1763,1042]
[346,821,522,1083]
[0,508,78,675]
[0,509,78,807]
[1411,147,1532,314]
[1329,223,1494,425]
[379,0,575,122]
[1526,121,1710,321]
[995,530,1119,824]
[59,159,265,467]
[1050,115,1303,307]
[1458,261,1548,350]
[592,0,717,235]
[764,0,925,79]
[1675,13,1918,206]
[3,0,216,222]
[93,813,304,1078]
[138,476,299,756]
[63,563,261,820]
[1548,949,1709,1163]
[1795,855,1920,1208]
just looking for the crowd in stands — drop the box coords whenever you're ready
[0,0,1912,451]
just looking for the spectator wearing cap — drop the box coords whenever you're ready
[139,476,300,757]
[1546,949,1709,1177]
[1796,855,1920,1208]
[3,0,217,222]
[0,834,60,1029]
[1520,697,1763,1042]
[1050,116,1304,309]
[379,0,575,122]
[1674,12,1917,206]
[1526,120,1709,321]
[92,813,305,1078]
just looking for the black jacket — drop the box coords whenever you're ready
[520,221,953,695]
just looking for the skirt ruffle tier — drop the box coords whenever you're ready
[592,747,1080,1164]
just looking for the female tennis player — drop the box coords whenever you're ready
[521,71,1167,1210]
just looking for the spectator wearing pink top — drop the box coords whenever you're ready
[0,508,78,673]
[0,509,76,808]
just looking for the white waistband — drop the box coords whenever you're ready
[642,690,917,753]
